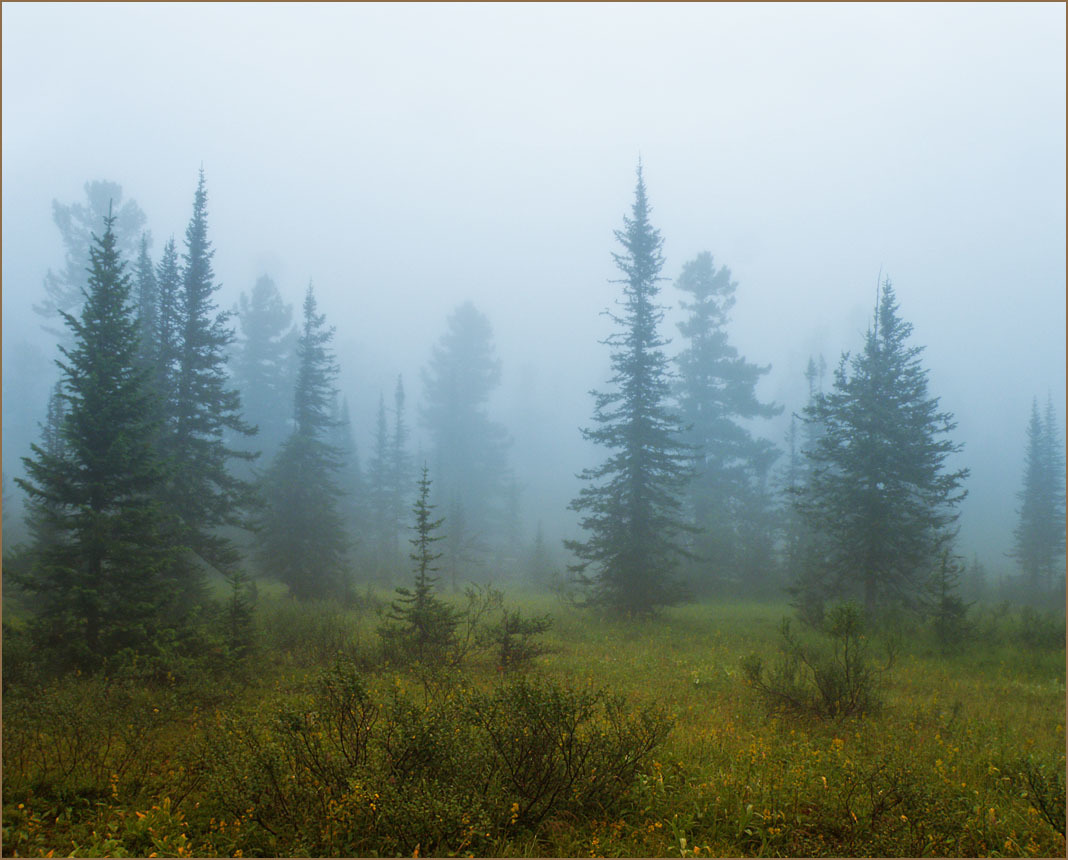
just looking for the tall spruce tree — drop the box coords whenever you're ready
[153,237,183,424]
[260,285,348,600]
[367,392,394,577]
[673,251,781,588]
[16,213,179,669]
[793,281,968,613]
[1012,396,1066,591]
[169,170,255,586]
[565,163,693,615]
[421,301,511,555]
[133,233,158,366]
[388,375,414,554]
[232,275,297,463]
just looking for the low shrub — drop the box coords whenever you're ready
[200,661,672,856]
[742,602,894,719]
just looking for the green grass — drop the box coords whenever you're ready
[3,590,1064,857]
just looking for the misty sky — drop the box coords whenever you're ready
[3,2,1065,567]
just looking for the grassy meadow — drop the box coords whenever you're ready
[2,586,1065,857]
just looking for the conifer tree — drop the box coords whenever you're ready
[565,163,693,615]
[673,251,781,587]
[793,281,968,613]
[16,213,179,669]
[388,374,413,553]
[169,170,255,586]
[133,233,158,366]
[33,181,147,342]
[1012,396,1066,590]
[331,396,366,548]
[381,464,457,663]
[260,285,348,600]
[367,392,394,576]
[153,237,183,424]
[421,302,511,552]
[232,275,297,462]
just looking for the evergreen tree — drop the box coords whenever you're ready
[133,233,158,366]
[793,281,968,613]
[367,392,394,577]
[260,285,348,600]
[16,213,179,669]
[1012,396,1066,591]
[169,170,256,586]
[381,464,458,664]
[153,237,183,424]
[331,396,366,551]
[421,301,511,551]
[33,181,147,342]
[785,356,834,624]
[565,163,694,615]
[388,375,413,546]
[673,251,781,588]
[232,275,297,462]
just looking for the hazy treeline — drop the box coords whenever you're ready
[3,166,1064,671]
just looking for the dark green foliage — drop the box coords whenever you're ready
[15,213,182,670]
[674,252,781,589]
[480,607,553,670]
[566,163,694,615]
[259,285,349,600]
[168,170,256,585]
[1012,396,1066,592]
[792,282,968,613]
[33,180,147,342]
[421,301,512,555]
[380,465,459,664]
[743,602,894,719]
[231,275,297,462]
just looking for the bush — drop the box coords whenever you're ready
[201,662,672,856]
[468,676,673,827]
[742,602,894,719]
[1019,755,1066,836]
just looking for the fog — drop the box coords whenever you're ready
[3,2,1064,573]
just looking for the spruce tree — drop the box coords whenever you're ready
[367,392,394,577]
[259,285,348,600]
[673,251,781,587]
[153,237,183,424]
[565,163,693,615]
[421,301,511,553]
[381,464,457,664]
[793,281,968,613]
[133,233,158,366]
[16,213,179,669]
[388,374,413,554]
[1012,396,1066,591]
[33,181,147,342]
[169,170,255,585]
[232,275,297,462]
